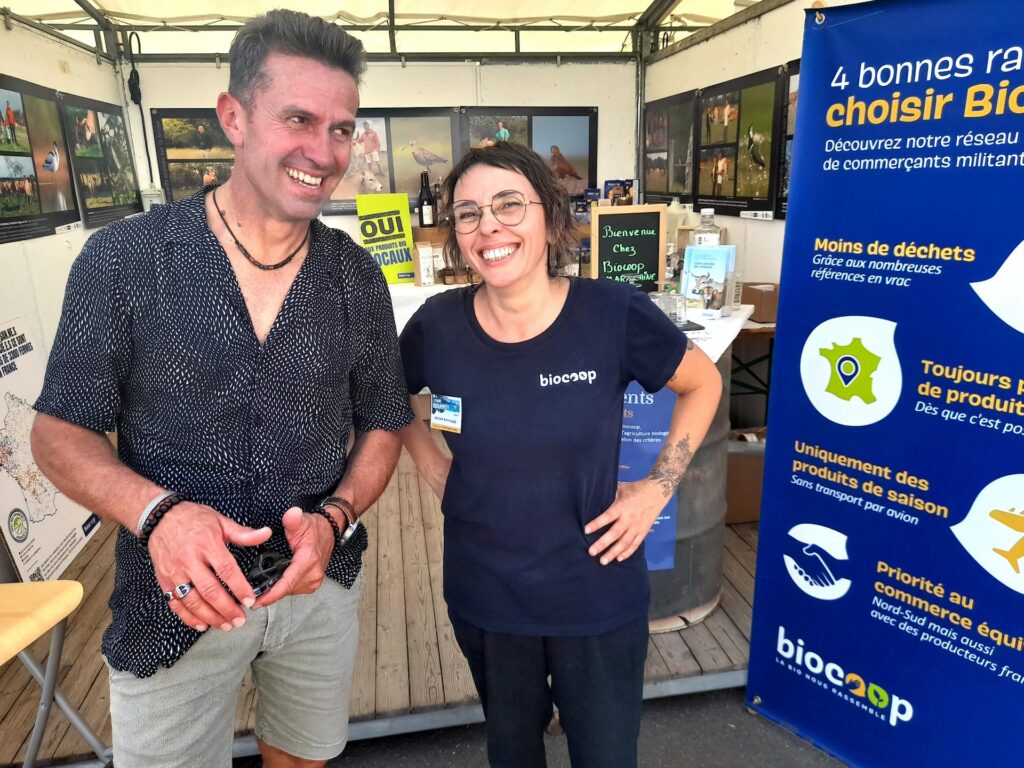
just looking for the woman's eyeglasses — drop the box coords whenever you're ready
[449,190,542,234]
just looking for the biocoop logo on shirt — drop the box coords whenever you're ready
[540,369,597,386]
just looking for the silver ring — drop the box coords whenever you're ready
[173,582,194,599]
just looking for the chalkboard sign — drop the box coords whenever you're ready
[590,204,666,293]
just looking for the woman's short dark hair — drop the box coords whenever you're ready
[439,142,576,277]
[229,10,366,109]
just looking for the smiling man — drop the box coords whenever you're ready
[30,10,412,768]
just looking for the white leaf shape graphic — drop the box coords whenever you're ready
[972,239,1024,335]
[951,474,1024,595]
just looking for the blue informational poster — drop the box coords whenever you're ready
[619,382,677,570]
[746,1,1024,765]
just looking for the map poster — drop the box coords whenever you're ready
[0,316,99,581]
[746,0,1024,765]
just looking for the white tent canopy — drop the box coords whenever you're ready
[7,0,760,56]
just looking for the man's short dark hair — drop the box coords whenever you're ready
[229,9,367,109]
[439,142,576,277]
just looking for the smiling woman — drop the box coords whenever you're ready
[398,142,723,768]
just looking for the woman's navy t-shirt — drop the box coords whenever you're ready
[400,277,689,636]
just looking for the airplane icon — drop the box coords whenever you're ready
[990,507,1024,573]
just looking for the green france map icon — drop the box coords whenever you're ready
[800,317,901,427]
[819,338,881,404]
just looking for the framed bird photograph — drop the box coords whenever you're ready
[0,73,78,243]
[644,92,696,205]
[694,68,781,217]
[321,108,458,216]
[24,94,76,216]
[531,113,594,196]
[388,113,455,202]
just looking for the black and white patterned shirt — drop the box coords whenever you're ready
[35,188,413,677]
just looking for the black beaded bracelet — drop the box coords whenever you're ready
[137,492,187,548]
[308,506,343,553]
[320,496,357,526]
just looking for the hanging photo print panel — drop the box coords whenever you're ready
[62,95,142,228]
[775,60,800,219]
[460,107,598,195]
[696,68,781,217]
[324,107,459,215]
[0,74,78,243]
[151,108,235,202]
[644,91,697,204]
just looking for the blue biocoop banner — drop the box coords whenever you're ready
[619,382,677,570]
[746,0,1024,765]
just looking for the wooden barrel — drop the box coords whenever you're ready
[648,351,731,623]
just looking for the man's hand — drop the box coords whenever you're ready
[253,506,334,607]
[149,502,272,632]
[584,479,667,565]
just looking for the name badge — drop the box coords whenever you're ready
[430,394,462,433]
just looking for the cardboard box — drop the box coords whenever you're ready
[413,241,435,286]
[741,282,779,323]
[726,430,766,524]
[412,226,446,286]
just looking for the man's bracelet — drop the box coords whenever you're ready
[319,496,357,526]
[137,492,187,548]
[315,496,361,550]
[307,507,343,553]
[137,490,177,535]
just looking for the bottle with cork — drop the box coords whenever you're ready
[417,171,435,228]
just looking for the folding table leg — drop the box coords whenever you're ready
[21,619,66,768]
[17,642,111,764]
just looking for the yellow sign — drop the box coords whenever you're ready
[355,193,415,284]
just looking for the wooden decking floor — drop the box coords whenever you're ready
[0,449,758,766]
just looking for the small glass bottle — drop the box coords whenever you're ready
[693,208,720,246]
[730,261,745,311]
[417,171,435,227]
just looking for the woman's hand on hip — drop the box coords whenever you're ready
[584,479,668,565]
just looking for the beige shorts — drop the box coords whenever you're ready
[107,574,363,768]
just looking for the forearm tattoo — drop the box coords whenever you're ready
[647,436,695,496]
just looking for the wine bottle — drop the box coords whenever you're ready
[417,171,435,227]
